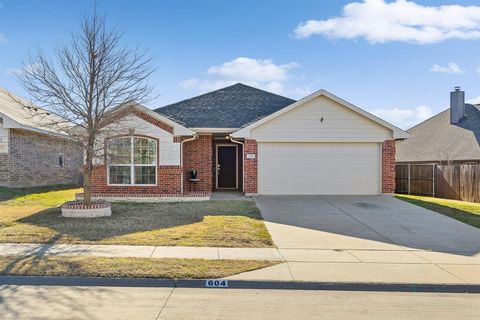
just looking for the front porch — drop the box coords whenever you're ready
[183,133,246,194]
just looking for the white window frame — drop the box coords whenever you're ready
[107,136,158,186]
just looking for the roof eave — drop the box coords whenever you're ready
[0,112,68,138]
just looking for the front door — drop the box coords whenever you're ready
[216,145,237,189]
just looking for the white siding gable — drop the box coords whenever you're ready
[95,114,180,165]
[250,95,393,142]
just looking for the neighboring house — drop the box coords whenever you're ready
[90,83,408,198]
[0,88,83,188]
[396,87,480,164]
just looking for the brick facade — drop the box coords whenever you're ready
[183,134,213,193]
[91,165,182,195]
[0,129,83,188]
[243,139,258,194]
[382,139,396,194]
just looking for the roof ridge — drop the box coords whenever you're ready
[155,83,294,112]
[407,108,449,132]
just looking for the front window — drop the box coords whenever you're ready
[107,137,157,185]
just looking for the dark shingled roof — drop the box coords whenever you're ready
[154,83,296,128]
[396,104,480,162]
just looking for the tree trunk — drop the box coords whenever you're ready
[83,144,94,206]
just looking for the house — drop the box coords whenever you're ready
[396,87,480,164]
[0,88,83,188]
[90,83,408,198]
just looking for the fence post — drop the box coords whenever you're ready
[432,164,436,197]
[407,164,411,195]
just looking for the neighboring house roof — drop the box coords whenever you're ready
[0,87,67,136]
[233,88,409,139]
[396,104,480,162]
[155,83,296,128]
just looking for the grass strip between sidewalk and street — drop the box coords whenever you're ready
[0,255,279,279]
[395,194,480,229]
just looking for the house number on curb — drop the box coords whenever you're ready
[205,279,228,288]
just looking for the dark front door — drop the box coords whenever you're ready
[217,145,237,189]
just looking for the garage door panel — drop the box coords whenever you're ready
[258,143,380,195]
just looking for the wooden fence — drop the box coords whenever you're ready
[395,163,480,203]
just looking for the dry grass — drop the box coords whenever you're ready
[0,187,273,247]
[0,255,278,279]
[396,194,480,229]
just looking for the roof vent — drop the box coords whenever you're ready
[450,86,465,124]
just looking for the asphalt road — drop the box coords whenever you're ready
[1,284,479,319]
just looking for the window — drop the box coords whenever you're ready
[107,137,157,185]
[58,153,64,167]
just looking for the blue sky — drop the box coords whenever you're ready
[1,0,480,129]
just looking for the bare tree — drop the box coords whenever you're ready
[14,10,153,205]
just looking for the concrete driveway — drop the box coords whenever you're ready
[230,195,480,284]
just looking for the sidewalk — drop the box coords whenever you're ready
[1,243,480,285]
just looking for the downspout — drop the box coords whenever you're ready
[228,134,245,193]
[180,133,198,195]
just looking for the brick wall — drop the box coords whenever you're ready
[244,139,258,194]
[183,134,213,193]
[0,129,83,188]
[0,153,10,184]
[382,139,396,194]
[91,165,182,194]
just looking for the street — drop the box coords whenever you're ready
[0,284,479,319]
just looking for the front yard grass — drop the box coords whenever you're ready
[0,255,277,279]
[395,194,480,229]
[0,186,273,247]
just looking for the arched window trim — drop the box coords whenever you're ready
[107,136,158,186]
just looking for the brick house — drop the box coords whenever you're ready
[0,88,82,188]
[90,83,408,198]
[397,87,480,165]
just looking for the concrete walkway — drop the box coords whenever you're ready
[2,243,480,284]
[228,195,480,285]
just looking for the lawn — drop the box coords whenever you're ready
[0,255,277,279]
[395,194,480,229]
[0,186,273,247]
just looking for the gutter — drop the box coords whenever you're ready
[228,134,245,193]
[180,134,198,194]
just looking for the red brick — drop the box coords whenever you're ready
[243,139,258,194]
[382,139,396,194]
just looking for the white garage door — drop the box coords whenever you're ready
[258,142,381,195]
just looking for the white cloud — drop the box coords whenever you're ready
[180,57,299,94]
[0,33,7,44]
[475,66,480,74]
[372,105,433,129]
[430,63,464,74]
[467,96,480,105]
[294,0,480,44]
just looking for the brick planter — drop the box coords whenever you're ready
[61,201,112,218]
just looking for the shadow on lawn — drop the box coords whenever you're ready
[0,185,80,202]
[395,195,480,229]
[17,200,265,242]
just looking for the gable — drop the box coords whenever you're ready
[248,95,393,142]
[97,113,181,166]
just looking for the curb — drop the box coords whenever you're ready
[0,276,479,293]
